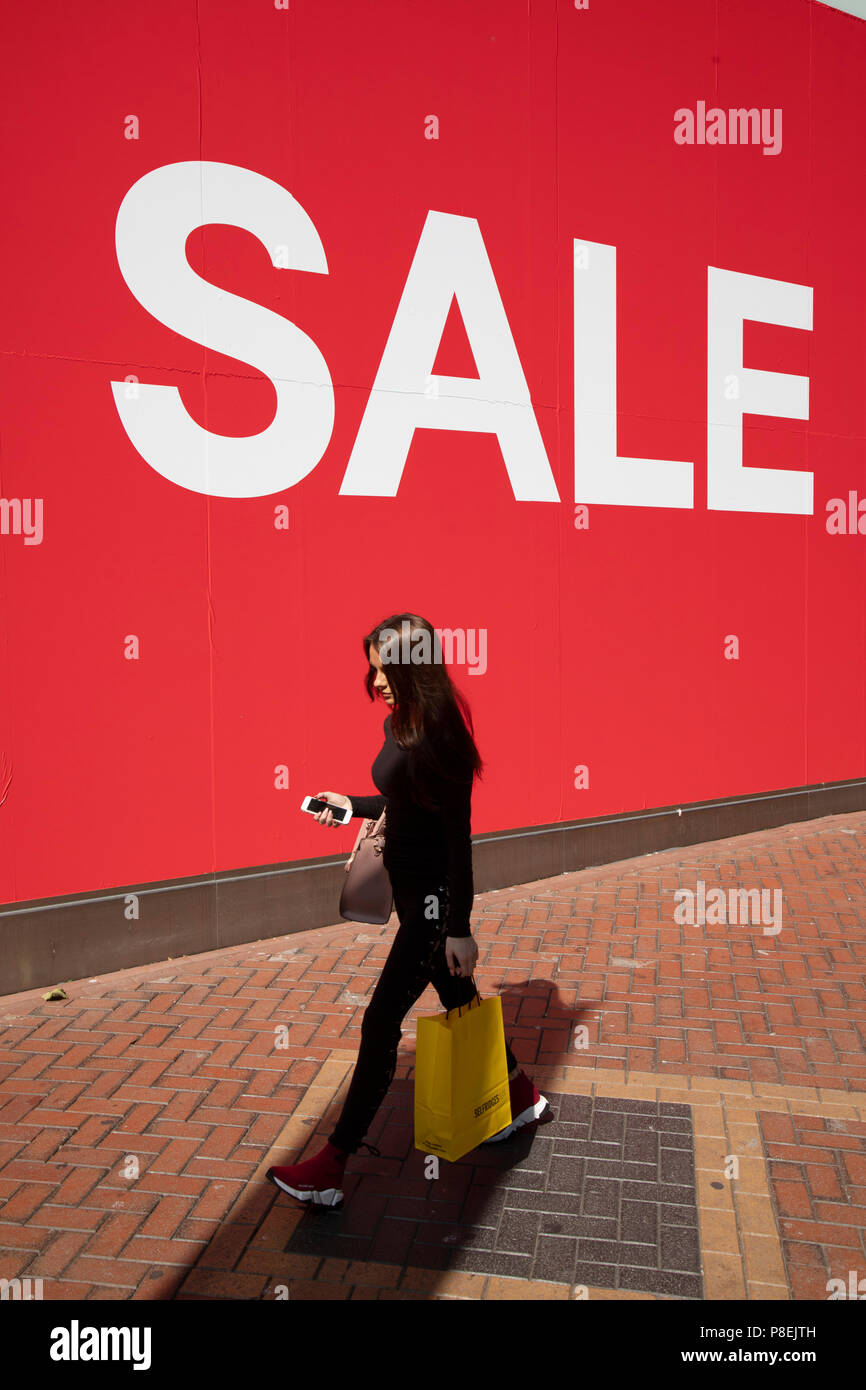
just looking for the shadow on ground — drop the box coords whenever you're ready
[177,977,703,1298]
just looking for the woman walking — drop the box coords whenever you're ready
[267,613,549,1207]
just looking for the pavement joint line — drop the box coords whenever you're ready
[530,1065,866,1118]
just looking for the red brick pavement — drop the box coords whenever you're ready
[0,810,864,1299]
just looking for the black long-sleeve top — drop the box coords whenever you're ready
[348,713,475,937]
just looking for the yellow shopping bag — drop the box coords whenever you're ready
[414,987,512,1162]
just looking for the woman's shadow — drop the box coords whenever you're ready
[280,976,588,1274]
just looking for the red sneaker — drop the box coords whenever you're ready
[481,1071,551,1144]
[267,1139,380,1207]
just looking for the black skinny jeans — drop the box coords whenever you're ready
[329,868,519,1155]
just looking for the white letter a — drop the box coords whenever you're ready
[341,211,558,500]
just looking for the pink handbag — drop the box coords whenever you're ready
[339,811,394,924]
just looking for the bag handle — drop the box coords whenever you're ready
[449,972,481,1018]
[344,811,387,872]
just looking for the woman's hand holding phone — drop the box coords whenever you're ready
[313,791,352,827]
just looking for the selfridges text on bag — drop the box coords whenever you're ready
[339,810,393,925]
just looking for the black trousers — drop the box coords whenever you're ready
[329,868,519,1155]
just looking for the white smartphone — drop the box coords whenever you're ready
[301,795,352,825]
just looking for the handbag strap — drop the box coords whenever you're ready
[344,810,387,872]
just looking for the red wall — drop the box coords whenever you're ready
[2,0,865,905]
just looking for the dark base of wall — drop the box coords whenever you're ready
[2,776,864,997]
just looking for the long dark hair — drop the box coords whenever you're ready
[361,613,483,812]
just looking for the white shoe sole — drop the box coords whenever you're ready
[269,1173,343,1207]
[482,1095,550,1144]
